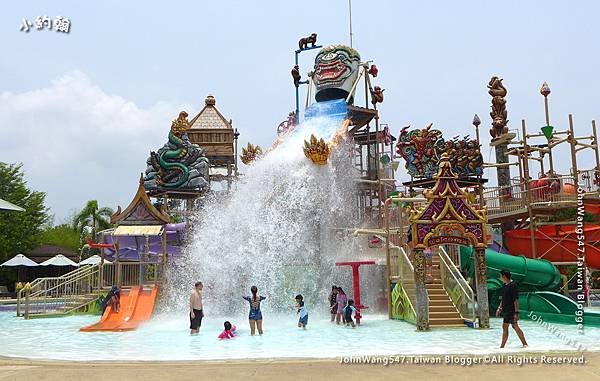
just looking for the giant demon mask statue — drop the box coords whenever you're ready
[313,45,361,103]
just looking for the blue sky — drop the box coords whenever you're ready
[2,1,600,221]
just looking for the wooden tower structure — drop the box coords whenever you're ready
[187,95,240,191]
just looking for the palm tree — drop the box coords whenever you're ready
[72,200,113,242]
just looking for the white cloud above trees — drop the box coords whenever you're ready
[0,71,189,222]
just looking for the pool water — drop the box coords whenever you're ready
[0,312,598,361]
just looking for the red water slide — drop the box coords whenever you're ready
[505,224,600,269]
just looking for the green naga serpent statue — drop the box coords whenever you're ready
[145,111,209,191]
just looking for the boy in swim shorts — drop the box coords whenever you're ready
[295,294,308,329]
[344,299,356,328]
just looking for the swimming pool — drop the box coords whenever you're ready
[0,312,598,361]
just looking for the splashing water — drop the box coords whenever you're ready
[163,104,364,316]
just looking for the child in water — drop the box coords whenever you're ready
[217,321,237,339]
[344,299,357,328]
[295,294,308,329]
[102,285,120,313]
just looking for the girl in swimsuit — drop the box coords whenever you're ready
[335,287,348,324]
[328,286,338,322]
[243,285,266,335]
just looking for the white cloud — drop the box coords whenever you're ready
[0,71,188,222]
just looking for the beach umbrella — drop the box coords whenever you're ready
[78,255,104,266]
[40,254,78,267]
[0,254,39,282]
[0,254,39,267]
[0,198,25,212]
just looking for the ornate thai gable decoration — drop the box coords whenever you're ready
[396,125,483,179]
[111,174,170,226]
[408,154,488,250]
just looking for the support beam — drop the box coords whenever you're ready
[522,120,537,258]
[592,120,600,172]
[474,248,490,328]
[413,248,429,331]
[569,114,579,180]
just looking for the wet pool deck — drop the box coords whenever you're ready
[1,352,599,381]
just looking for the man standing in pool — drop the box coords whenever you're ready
[189,281,204,335]
[496,270,528,348]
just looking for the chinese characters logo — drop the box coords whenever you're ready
[19,16,71,33]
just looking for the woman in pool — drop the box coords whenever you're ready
[335,287,348,324]
[328,286,338,322]
[243,285,266,335]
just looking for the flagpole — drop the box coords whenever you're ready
[349,0,353,47]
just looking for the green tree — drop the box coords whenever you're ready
[39,224,80,252]
[72,200,113,243]
[0,163,49,262]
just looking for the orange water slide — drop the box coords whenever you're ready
[80,286,158,332]
[505,225,600,269]
[585,202,600,216]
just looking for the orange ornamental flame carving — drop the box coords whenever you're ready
[303,134,330,165]
[240,143,263,165]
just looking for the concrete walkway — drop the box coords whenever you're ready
[1,352,600,381]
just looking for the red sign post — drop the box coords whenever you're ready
[335,260,376,325]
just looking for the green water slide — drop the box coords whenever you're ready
[460,246,600,327]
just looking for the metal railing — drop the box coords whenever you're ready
[117,262,161,287]
[438,247,476,323]
[578,169,600,195]
[529,175,578,207]
[482,175,581,218]
[19,264,100,299]
[18,261,162,318]
[481,180,528,218]
[389,245,417,323]
[19,264,102,317]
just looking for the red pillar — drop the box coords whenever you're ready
[335,260,375,325]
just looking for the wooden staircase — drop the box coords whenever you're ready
[426,255,465,327]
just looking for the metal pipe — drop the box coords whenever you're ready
[345,66,364,103]
[522,120,537,259]
[162,224,167,281]
[569,114,579,180]
[543,95,551,126]
[387,196,427,202]
[548,137,570,147]
[592,120,600,172]
[353,228,387,236]
[305,75,313,109]
[99,231,105,289]
[348,0,353,47]
[234,127,239,177]
[483,162,518,168]
[576,143,595,151]
[383,198,392,319]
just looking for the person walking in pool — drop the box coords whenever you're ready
[243,285,266,335]
[496,269,528,348]
[295,294,308,329]
[328,286,338,322]
[335,287,348,324]
[344,299,357,328]
[189,281,204,335]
